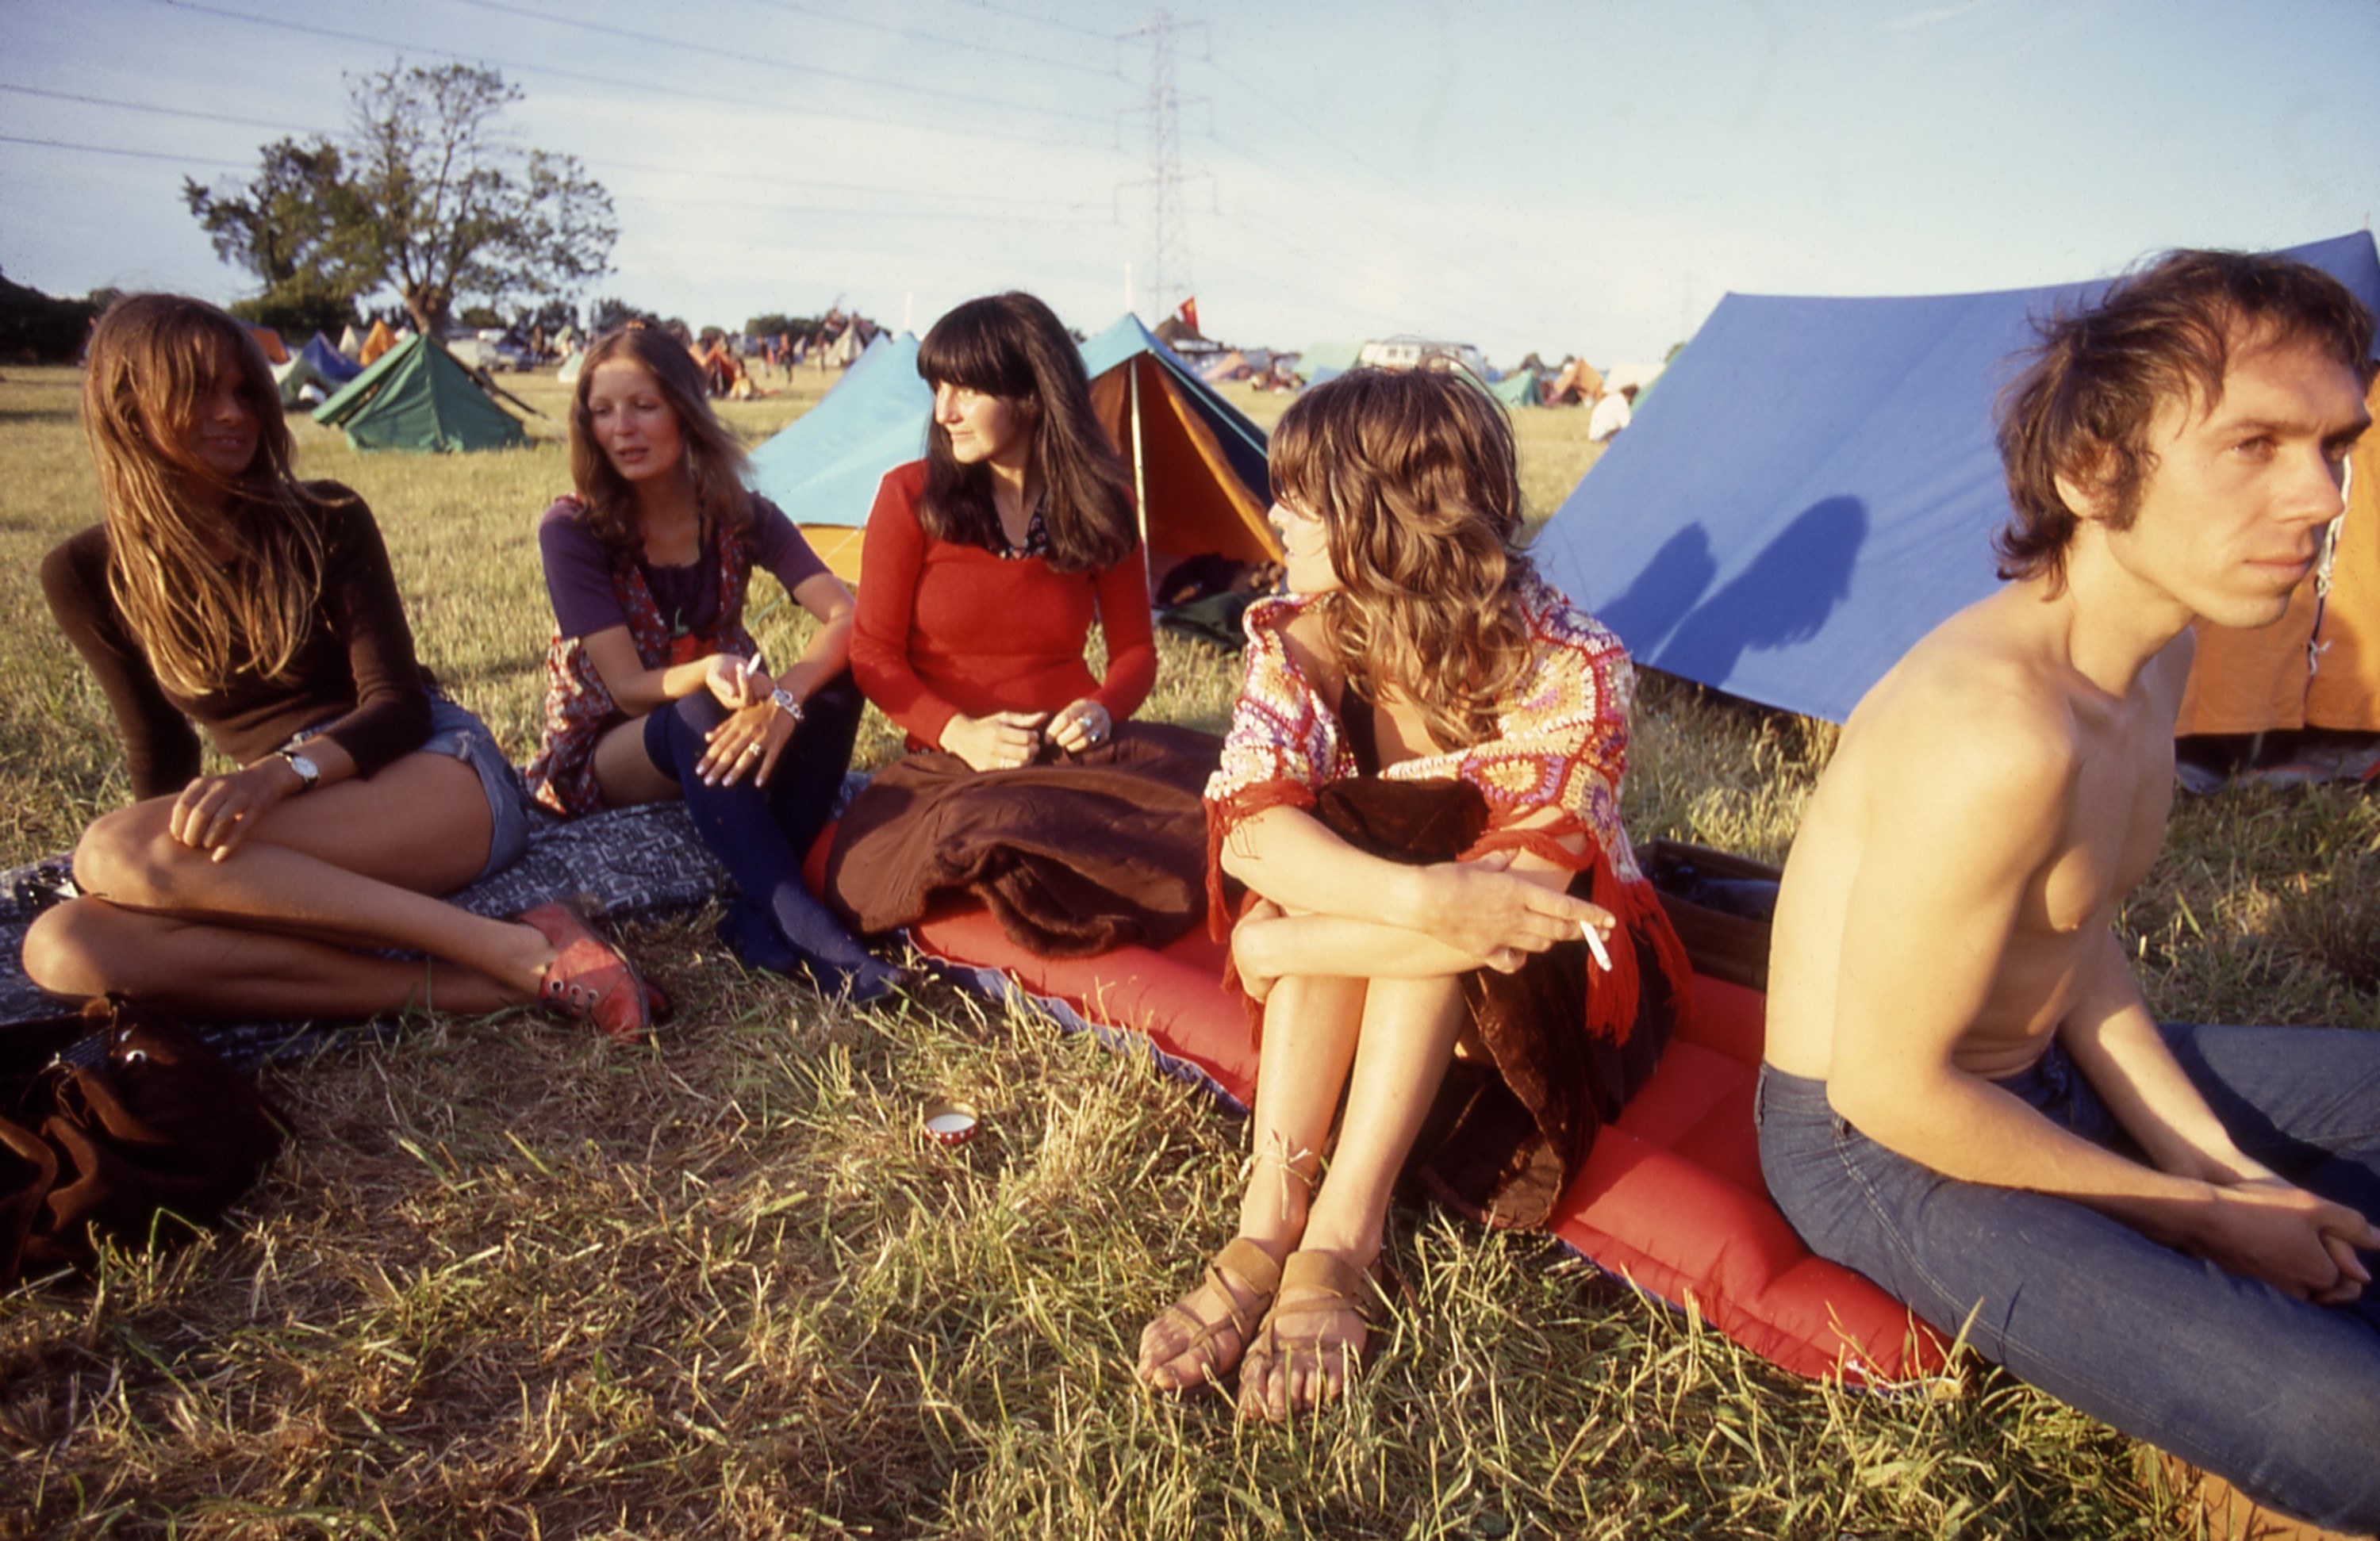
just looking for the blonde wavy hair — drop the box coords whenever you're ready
[81,294,328,697]
[1269,367,1534,750]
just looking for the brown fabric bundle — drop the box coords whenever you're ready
[825,723,1222,958]
[1303,776,1680,1231]
[0,997,287,1285]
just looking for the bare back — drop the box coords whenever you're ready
[1765,581,2187,1083]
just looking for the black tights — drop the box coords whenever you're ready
[642,673,901,999]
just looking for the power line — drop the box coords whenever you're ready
[134,0,1101,152]
[0,82,1104,214]
[0,132,250,169]
[952,0,1115,43]
[444,0,1112,128]
[746,0,1118,78]
[0,82,309,136]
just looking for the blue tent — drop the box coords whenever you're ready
[1535,232,2380,723]
[745,332,927,546]
[747,316,1276,587]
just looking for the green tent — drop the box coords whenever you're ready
[1490,369,1542,408]
[312,334,525,452]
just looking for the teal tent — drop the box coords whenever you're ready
[311,334,525,452]
[1298,339,1361,387]
[743,333,926,580]
[1490,369,1542,408]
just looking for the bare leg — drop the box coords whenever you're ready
[1136,972,1365,1390]
[26,753,562,1018]
[1240,973,1468,1420]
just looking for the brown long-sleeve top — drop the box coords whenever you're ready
[41,483,435,802]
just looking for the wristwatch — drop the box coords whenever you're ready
[278,748,321,792]
[771,687,804,724]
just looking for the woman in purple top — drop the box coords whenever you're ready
[524,327,898,1000]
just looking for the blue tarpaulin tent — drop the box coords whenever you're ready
[1535,232,2380,724]
[744,334,927,578]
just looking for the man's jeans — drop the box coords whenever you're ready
[1756,1025,2380,1532]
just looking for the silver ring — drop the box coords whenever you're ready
[741,742,762,757]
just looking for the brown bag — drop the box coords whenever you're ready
[0,997,287,1286]
[1637,839,1783,991]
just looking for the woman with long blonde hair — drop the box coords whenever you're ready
[28,294,652,1041]
[1137,367,1691,1418]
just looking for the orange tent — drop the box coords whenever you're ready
[1081,315,1280,588]
[357,320,398,367]
[246,325,288,365]
[2178,370,2380,735]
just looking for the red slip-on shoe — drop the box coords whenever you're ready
[519,901,651,1045]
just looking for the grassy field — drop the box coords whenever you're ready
[0,359,2373,1539]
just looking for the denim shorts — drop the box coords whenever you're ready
[289,697,530,883]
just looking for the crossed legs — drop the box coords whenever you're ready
[1137,968,1469,1417]
[24,752,555,1018]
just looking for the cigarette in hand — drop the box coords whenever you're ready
[1580,919,1613,972]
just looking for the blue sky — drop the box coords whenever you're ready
[3,0,2375,366]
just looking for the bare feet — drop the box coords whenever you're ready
[1135,1236,1284,1391]
[1237,1249,1372,1420]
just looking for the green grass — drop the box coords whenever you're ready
[2,363,2372,1537]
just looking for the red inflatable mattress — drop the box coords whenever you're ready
[894,899,1952,1386]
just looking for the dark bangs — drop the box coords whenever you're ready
[917,301,1040,399]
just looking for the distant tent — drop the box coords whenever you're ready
[1081,314,1279,586]
[1545,357,1603,406]
[1298,340,1361,387]
[744,316,1279,590]
[1490,369,1542,408]
[1534,231,2380,726]
[556,349,585,385]
[357,320,398,366]
[338,324,364,358]
[272,332,362,405]
[311,333,526,452]
[247,326,288,366]
[821,326,869,368]
[745,333,924,584]
[1197,350,1250,385]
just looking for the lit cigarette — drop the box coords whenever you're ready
[1580,919,1613,972]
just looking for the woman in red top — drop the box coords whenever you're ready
[1135,369,1688,1419]
[824,291,1216,956]
[525,327,895,1000]
[28,294,650,1041]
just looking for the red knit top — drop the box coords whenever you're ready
[850,461,1157,748]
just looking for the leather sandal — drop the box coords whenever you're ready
[519,901,651,1045]
[1238,1249,1373,1420]
[1138,1236,1283,1391]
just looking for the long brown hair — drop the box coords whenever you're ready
[80,293,329,696]
[567,326,753,561]
[1269,368,1534,751]
[914,292,1134,573]
[1995,248,2374,584]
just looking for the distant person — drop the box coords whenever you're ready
[1761,250,2380,1533]
[1138,368,1688,1420]
[524,327,896,1000]
[25,295,648,1038]
[1587,381,1636,441]
[823,290,1218,958]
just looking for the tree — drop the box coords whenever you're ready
[185,138,369,335]
[186,61,616,338]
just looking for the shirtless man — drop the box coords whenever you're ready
[1760,250,2380,1535]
